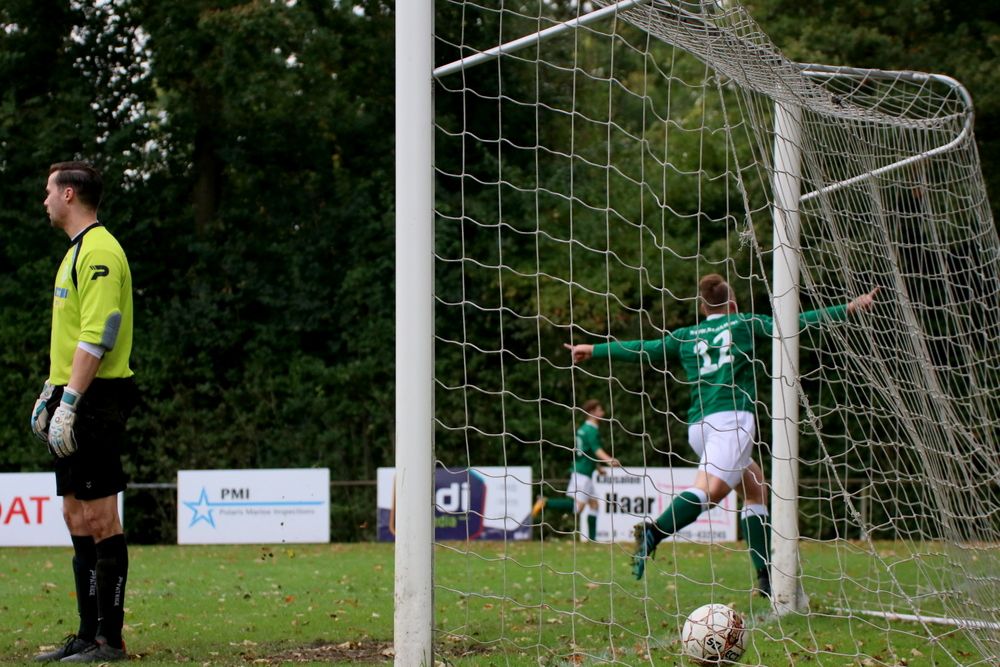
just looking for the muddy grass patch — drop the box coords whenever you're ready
[255,639,502,664]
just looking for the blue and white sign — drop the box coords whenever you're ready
[177,469,330,544]
[377,466,533,541]
[593,467,738,543]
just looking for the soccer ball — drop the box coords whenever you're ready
[681,603,746,665]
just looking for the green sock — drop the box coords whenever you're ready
[741,512,770,572]
[587,514,597,541]
[653,491,705,544]
[546,497,574,513]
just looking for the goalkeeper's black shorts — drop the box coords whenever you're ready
[50,376,137,501]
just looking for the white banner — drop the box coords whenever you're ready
[177,469,330,545]
[0,473,123,547]
[377,466,533,541]
[590,467,738,543]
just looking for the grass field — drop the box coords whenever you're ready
[0,541,986,665]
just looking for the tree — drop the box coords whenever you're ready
[0,0,395,542]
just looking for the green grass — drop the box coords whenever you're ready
[1,544,393,666]
[0,541,988,665]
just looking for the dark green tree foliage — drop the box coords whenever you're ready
[1,1,994,542]
[432,3,766,480]
[1,1,393,541]
[1,0,156,469]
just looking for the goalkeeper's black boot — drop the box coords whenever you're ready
[60,637,127,663]
[756,566,771,599]
[33,635,94,662]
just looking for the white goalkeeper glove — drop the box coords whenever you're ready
[48,388,82,458]
[30,381,55,443]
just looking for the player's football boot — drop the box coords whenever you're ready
[60,638,126,663]
[756,567,771,599]
[33,636,94,662]
[631,522,658,580]
[531,496,547,518]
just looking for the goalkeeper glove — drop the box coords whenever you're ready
[30,382,55,443]
[48,388,82,458]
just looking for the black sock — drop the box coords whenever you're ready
[70,535,98,641]
[95,534,129,649]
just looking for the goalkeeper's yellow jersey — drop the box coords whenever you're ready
[49,223,134,385]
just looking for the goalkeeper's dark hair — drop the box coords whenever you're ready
[50,161,103,211]
[581,399,602,415]
[699,273,734,312]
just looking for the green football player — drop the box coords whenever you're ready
[565,274,877,594]
[532,399,620,541]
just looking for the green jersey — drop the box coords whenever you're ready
[571,421,603,477]
[49,223,134,385]
[592,306,847,423]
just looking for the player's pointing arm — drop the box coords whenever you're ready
[847,286,880,315]
[564,342,594,364]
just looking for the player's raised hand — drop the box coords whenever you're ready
[848,286,880,315]
[564,342,594,364]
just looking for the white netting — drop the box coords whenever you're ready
[429,0,999,664]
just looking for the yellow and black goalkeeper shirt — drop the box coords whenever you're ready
[49,223,134,385]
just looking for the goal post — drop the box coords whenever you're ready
[402,0,1000,663]
[393,0,434,664]
[769,100,806,614]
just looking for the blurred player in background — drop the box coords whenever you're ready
[532,399,620,541]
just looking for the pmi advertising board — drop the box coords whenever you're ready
[594,467,737,543]
[177,469,330,545]
[0,473,123,547]
[377,466,533,541]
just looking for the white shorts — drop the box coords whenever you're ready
[565,471,596,505]
[687,411,756,489]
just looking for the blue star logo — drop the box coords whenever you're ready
[183,487,217,528]
[181,487,325,530]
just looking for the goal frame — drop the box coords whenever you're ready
[394,1,982,661]
[394,0,434,664]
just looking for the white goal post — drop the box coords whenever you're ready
[397,0,1000,664]
[394,0,434,664]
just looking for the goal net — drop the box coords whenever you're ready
[403,0,1000,663]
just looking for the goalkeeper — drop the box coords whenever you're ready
[564,274,877,593]
[531,399,620,541]
[30,162,136,663]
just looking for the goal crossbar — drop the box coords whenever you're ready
[432,0,653,78]
[434,10,975,211]
[798,64,974,203]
